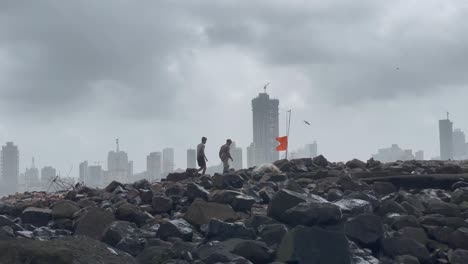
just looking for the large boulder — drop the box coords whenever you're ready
[312,155,329,167]
[0,215,23,232]
[346,159,367,170]
[166,172,190,182]
[373,182,397,196]
[426,199,461,217]
[382,237,430,263]
[277,225,351,264]
[22,207,52,227]
[334,198,373,216]
[0,236,137,264]
[196,241,250,264]
[282,201,342,226]
[449,227,468,250]
[231,194,256,212]
[74,207,115,240]
[344,214,384,245]
[183,199,237,226]
[451,188,468,204]
[213,173,245,189]
[222,239,274,264]
[206,219,256,241]
[449,249,468,264]
[51,201,80,219]
[157,219,193,242]
[102,221,146,256]
[258,224,288,247]
[267,189,308,222]
[152,196,173,214]
[186,183,209,201]
[136,246,176,264]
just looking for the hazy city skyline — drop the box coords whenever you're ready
[1,1,468,178]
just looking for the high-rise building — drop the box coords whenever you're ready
[106,139,129,184]
[41,166,57,191]
[439,118,453,160]
[415,150,424,160]
[231,142,243,170]
[372,144,415,162]
[0,142,19,195]
[147,152,162,181]
[453,128,466,159]
[251,91,279,166]
[187,149,196,169]
[305,141,318,158]
[247,143,256,168]
[162,148,174,177]
[128,161,133,179]
[24,158,40,191]
[79,161,88,184]
[87,165,103,188]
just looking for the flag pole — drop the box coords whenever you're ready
[286,109,292,159]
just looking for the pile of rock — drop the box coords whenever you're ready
[0,156,468,263]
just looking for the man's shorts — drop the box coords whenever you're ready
[197,156,206,167]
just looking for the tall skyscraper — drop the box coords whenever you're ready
[439,118,453,160]
[107,139,129,184]
[128,161,134,179]
[147,152,162,181]
[305,141,318,158]
[247,143,256,168]
[231,142,243,170]
[187,149,196,169]
[24,158,40,191]
[79,161,88,184]
[252,91,279,165]
[415,150,424,160]
[453,128,466,159]
[41,166,57,191]
[1,142,19,195]
[162,148,174,177]
[87,165,103,188]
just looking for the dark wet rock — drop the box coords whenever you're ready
[196,241,251,264]
[102,221,146,256]
[394,255,420,264]
[373,182,397,196]
[345,192,381,210]
[183,199,237,227]
[448,249,468,264]
[152,196,173,214]
[260,173,287,183]
[231,194,256,212]
[51,201,80,219]
[0,226,14,240]
[105,181,125,193]
[22,207,52,227]
[277,225,351,264]
[419,215,468,229]
[345,214,384,245]
[451,187,468,204]
[258,224,288,247]
[137,246,176,264]
[426,199,461,217]
[259,187,275,204]
[346,159,367,170]
[0,215,23,231]
[401,201,423,217]
[377,200,407,216]
[74,207,115,240]
[436,164,462,174]
[337,175,371,192]
[245,215,278,230]
[0,236,137,264]
[267,189,308,222]
[157,219,193,242]
[206,219,256,241]
[449,227,468,250]
[397,227,429,245]
[165,183,186,197]
[312,155,329,167]
[387,214,420,230]
[334,198,373,216]
[186,183,209,201]
[282,201,342,226]
[426,226,454,244]
[327,188,344,202]
[222,238,274,264]
[167,172,191,182]
[382,237,430,263]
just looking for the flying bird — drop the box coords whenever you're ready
[304,120,311,126]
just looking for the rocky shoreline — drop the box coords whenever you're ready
[1,156,468,264]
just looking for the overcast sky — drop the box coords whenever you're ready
[1,0,468,176]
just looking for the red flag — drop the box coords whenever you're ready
[276,136,288,151]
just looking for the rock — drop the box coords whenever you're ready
[186,183,209,200]
[373,182,397,196]
[449,227,468,250]
[222,239,274,264]
[231,194,256,212]
[377,200,407,216]
[400,201,423,217]
[394,255,420,264]
[137,246,176,264]
[282,201,342,226]
[336,176,371,192]
[74,207,115,240]
[51,201,80,219]
[345,192,381,210]
[183,199,237,226]
[206,219,256,241]
[277,225,351,264]
[0,236,137,264]
[157,219,193,242]
[105,181,125,193]
[451,188,468,204]
[0,226,14,240]
[387,215,420,230]
[0,215,23,231]
[258,224,288,247]
[346,159,367,170]
[397,227,429,245]
[152,196,173,214]
[116,203,139,221]
[259,187,275,204]
[213,173,245,189]
[334,198,373,215]
[448,249,468,264]
[426,199,461,217]
[196,241,250,264]
[326,188,344,202]
[312,155,329,167]
[102,221,146,256]
[245,215,278,230]
[345,214,384,245]
[140,189,154,204]
[267,189,308,222]
[22,207,52,227]
[167,172,191,182]
[427,226,454,244]
[382,237,430,263]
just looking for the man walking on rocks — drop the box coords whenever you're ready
[219,139,233,173]
[195,137,208,175]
